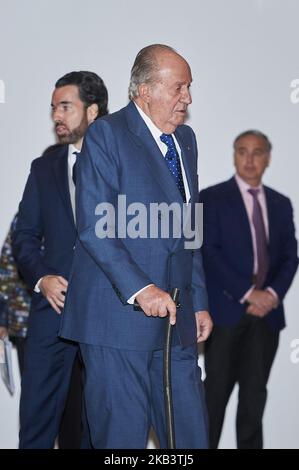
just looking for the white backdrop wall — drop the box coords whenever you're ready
[0,0,298,449]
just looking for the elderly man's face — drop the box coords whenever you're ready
[145,52,192,134]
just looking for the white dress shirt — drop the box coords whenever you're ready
[68,144,79,220]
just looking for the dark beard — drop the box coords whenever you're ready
[57,127,84,144]
[56,115,89,145]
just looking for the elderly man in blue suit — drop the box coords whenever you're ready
[199,130,298,449]
[12,71,108,448]
[60,44,213,449]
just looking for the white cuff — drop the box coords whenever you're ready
[127,284,154,304]
[266,287,279,304]
[34,277,44,293]
[240,285,255,304]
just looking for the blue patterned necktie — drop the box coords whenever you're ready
[248,188,269,288]
[160,133,186,202]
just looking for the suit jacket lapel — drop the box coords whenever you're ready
[125,102,184,206]
[174,128,197,203]
[52,146,76,228]
[226,177,254,254]
[264,187,276,262]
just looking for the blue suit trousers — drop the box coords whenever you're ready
[80,342,209,449]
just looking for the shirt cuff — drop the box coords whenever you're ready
[127,284,154,304]
[266,287,279,304]
[34,277,44,293]
[240,285,255,304]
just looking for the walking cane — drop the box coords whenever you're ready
[164,287,180,449]
[134,287,180,449]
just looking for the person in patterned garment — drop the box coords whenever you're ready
[0,214,31,373]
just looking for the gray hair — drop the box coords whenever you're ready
[233,130,272,152]
[128,44,177,100]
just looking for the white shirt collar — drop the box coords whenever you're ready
[134,102,167,143]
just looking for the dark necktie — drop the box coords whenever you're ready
[160,133,186,203]
[248,188,269,288]
[72,151,79,186]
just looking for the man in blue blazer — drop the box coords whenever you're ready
[199,130,298,449]
[60,44,213,449]
[12,71,108,448]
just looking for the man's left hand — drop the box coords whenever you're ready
[246,290,278,317]
[195,311,213,343]
[247,289,278,311]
